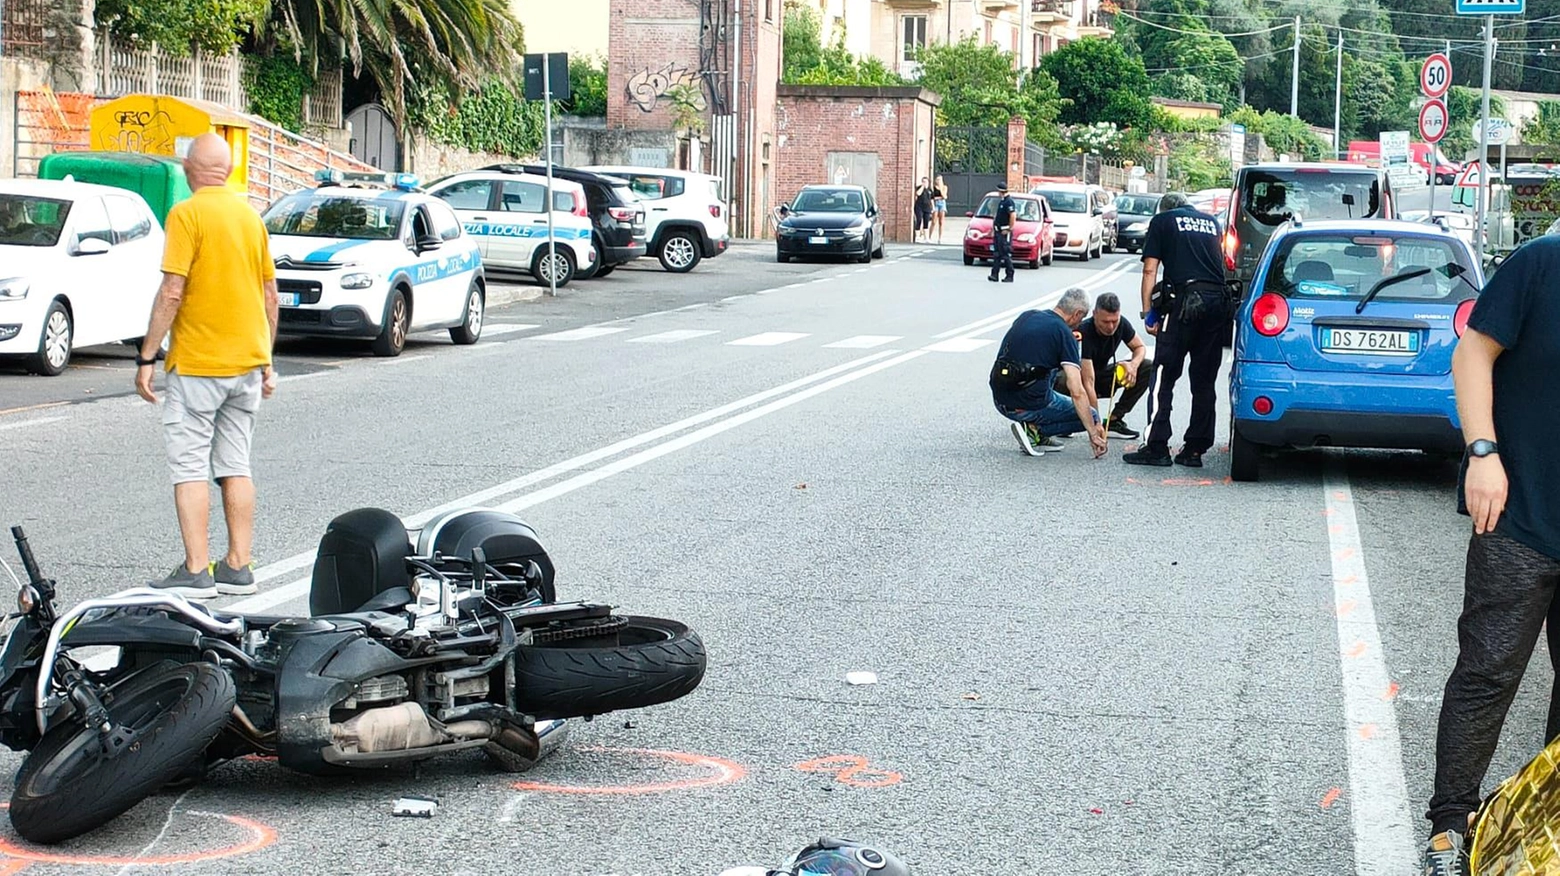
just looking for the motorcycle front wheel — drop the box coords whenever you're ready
[10,660,236,844]
[513,616,707,720]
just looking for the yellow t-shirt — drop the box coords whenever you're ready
[160,186,276,377]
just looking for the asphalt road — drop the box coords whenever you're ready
[0,235,1552,875]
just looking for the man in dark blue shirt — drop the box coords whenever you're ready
[988,182,1017,283]
[989,286,1108,458]
[1124,191,1230,469]
[1422,235,1560,875]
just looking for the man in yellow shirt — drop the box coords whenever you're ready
[134,133,278,599]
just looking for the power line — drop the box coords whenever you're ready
[1114,9,1291,37]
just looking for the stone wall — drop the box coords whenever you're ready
[0,57,50,178]
[403,133,533,182]
[558,117,678,168]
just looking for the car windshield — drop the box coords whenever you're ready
[1115,195,1159,215]
[0,194,71,247]
[974,196,1042,221]
[263,193,406,239]
[1033,190,1087,213]
[1242,170,1383,227]
[1263,232,1474,302]
[793,190,864,213]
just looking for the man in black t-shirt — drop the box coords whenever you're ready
[1421,236,1560,874]
[988,182,1016,283]
[1123,191,1230,469]
[1053,292,1153,439]
[990,286,1108,458]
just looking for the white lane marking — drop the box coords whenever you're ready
[377,354,432,367]
[628,329,721,344]
[530,326,631,341]
[824,335,902,349]
[1323,458,1415,874]
[481,324,540,336]
[675,303,709,311]
[0,415,64,433]
[721,295,749,302]
[276,370,336,384]
[223,350,901,612]
[932,259,1135,338]
[923,338,996,353]
[727,332,810,346]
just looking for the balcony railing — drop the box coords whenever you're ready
[1031,0,1074,14]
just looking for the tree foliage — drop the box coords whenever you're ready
[913,37,1065,147]
[780,0,905,86]
[1040,37,1151,131]
[566,55,608,117]
[409,77,549,158]
[94,0,266,54]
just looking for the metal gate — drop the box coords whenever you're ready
[935,126,1007,215]
[345,103,399,171]
[11,90,98,178]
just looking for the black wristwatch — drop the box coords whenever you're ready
[134,354,157,367]
[1467,439,1499,458]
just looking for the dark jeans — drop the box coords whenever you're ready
[1144,291,1227,454]
[1427,530,1560,836]
[1052,357,1155,424]
[989,230,1014,279]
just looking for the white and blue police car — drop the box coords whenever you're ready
[261,170,486,357]
[424,170,595,287]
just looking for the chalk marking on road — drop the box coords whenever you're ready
[931,259,1135,339]
[1322,457,1415,874]
[628,329,721,344]
[113,789,193,876]
[512,747,748,794]
[0,416,63,433]
[497,793,530,823]
[922,338,995,354]
[727,332,809,346]
[530,326,631,341]
[825,335,902,349]
[0,401,70,417]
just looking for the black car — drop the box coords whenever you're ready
[1226,162,1395,291]
[485,164,648,277]
[775,185,886,263]
[1113,192,1162,253]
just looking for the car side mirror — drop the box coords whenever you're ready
[778,205,791,217]
[965,211,974,218]
[415,234,442,253]
[74,237,111,256]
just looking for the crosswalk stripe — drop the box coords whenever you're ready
[531,326,631,341]
[727,332,810,346]
[628,329,721,344]
[481,324,540,336]
[824,335,902,349]
[923,338,996,353]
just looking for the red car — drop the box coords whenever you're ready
[963,192,1055,269]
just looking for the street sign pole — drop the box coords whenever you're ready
[1477,14,1493,264]
[543,53,557,298]
[1419,54,1451,220]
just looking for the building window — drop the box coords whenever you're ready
[764,0,773,22]
[901,15,926,62]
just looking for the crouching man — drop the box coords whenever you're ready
[989,286,1110,459]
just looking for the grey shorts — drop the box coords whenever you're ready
[161,368,263,485]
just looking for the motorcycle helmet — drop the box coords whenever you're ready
[719,838,910,876]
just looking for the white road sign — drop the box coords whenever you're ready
[1419,99,1449,143]
[1471,118,1512,145]
[1420,53,1452,98]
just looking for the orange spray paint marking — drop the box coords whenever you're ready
[1334,547,1356,561]
[1336,599,1358,618]
[0,860,28,876]
[796,755,903,788]
[1160,478,1216,487]
[1322,508,1336,517]
[0,810,276,866]
[1328,524,1344,535]
[1382,682,1400,701]
[1358,723,1378,740]
[1338,575,1359,585]
[1344,640,1368,658]
[513,747,746,795]
[1125,477,1142,485]
[1333,491,1349,502]
[1319,787,1343,808]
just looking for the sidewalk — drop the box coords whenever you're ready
[909,215,970,247]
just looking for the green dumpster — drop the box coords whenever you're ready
[36,151,193,227]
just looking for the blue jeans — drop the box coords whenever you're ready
[996,389,1096,437]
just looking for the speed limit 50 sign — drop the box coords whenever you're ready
[1421,53,1452,99]
[1420,98,1449,143]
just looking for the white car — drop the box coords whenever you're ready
[424,170,595,287]
[580,166,731,273]
[1029,183,1107,260]
[0,179,165,376]
[261,171,486,357]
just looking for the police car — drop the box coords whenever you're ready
[424,170,595,287]
[261,170,486,357]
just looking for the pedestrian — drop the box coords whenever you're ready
[989,286,1109,459]
[932,175,948,245]
[133,132,278,599]
[914,177,934,242]
[1420,235,1560,875]
[1122,191,1230,468]
[988,181,1017,283]
[1051,292,1153,440]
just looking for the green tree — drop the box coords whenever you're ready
[94,0,266,54]
[782,0,824,82]
[1153,72,1210,104]
[566,55,608,117]
[1442,85,1508,159]
[913,36,1064,145]
[1522,100,1560,153]
[1040,37,1151,130]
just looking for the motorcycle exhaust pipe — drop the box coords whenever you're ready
[480,717,570,773]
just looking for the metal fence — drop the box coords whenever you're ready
[10,89,97,178]
[0,0,47,58]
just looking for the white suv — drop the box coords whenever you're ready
[580,166,730,273]
[426,170,596,287]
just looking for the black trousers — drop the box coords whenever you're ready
[1052,357,1155,422]
[1428,531,1560,835]
[989,230,1014,279]
[1144,291,1226,454]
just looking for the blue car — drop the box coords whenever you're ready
[1228,219,1483,481]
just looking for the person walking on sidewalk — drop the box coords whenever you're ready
[931,175,948,244]
[988,182,1017,283]
[134,132,278,599]
[1122,191,1229,469]
[1421,235,1560,875]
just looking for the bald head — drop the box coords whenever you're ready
[184,133,233,190]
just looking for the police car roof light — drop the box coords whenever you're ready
[315,171,421,191]
[314,169,345,185]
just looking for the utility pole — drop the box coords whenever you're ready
[1477,14,1494,262]
[1291,15,1301,117]
[1019,0,1031,84]
[543,53,557,298]
[1333,30,1343,159]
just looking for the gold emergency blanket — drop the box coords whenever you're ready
[1472,733,1560,875]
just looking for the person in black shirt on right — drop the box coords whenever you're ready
[1123,191,1229,468]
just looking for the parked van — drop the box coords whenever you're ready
[1224,163,1397,290]
[1345,140,1461,184]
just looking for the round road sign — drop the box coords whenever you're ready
[1419,99,1449,143]
[1421,52,1452,99]
[1471,117,1513,145]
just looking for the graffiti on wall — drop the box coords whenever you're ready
[626,63,707,113]
[95,110,177,153]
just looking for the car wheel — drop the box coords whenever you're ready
[872,237,885,259]
[776,251,789,263]
[658,232,701,273]
[371,290,409,357]
[27,300,73,376]
[1029,255,1041,269]
[449,281,484,345]
[1103,231,1115,254]
[856,235,872,264]
[1042,249,1053,266]
[594,263,616,278]
[963,253,974,266]
[1229,415,1260,483]
[533,246,575,288]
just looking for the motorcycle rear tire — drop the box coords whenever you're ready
[10,661,236,845]
[512,616,706,720]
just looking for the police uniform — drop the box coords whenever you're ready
[1127,203,1229,465]
[988,185,1016,283]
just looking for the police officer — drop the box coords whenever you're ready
[988,181,1016,283]
[1123,191,1230,468]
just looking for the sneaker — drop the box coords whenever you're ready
[211,560,258,595]
[1036,433,1066,451]
[149,563,218,599]
[1010,421,1041,457]
[987,274,999,283]
[1123,446,1173,467]
[1174,449,1204,468]
[1421,830,1469,876]
[1001,275,1015,283]
[1106,419,1140,439]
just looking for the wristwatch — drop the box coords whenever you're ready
[1467,439,1499,458]
[134,354,158,367]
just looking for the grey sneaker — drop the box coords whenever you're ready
[149,564,218,599]
[1421,830,1469,876]
[1036,434,1066,452]
[211,560,257,595]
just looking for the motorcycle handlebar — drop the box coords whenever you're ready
[9,526,44,588]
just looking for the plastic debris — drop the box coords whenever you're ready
[845,671,877,685]
[794,483,808,490]
[961,693,980,701]
[392,796,438,818]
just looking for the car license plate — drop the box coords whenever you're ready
[278,292,299,306]
[808,235,828,244]
[1320,328,1418,355]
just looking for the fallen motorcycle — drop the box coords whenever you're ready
[0,507,707,844]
